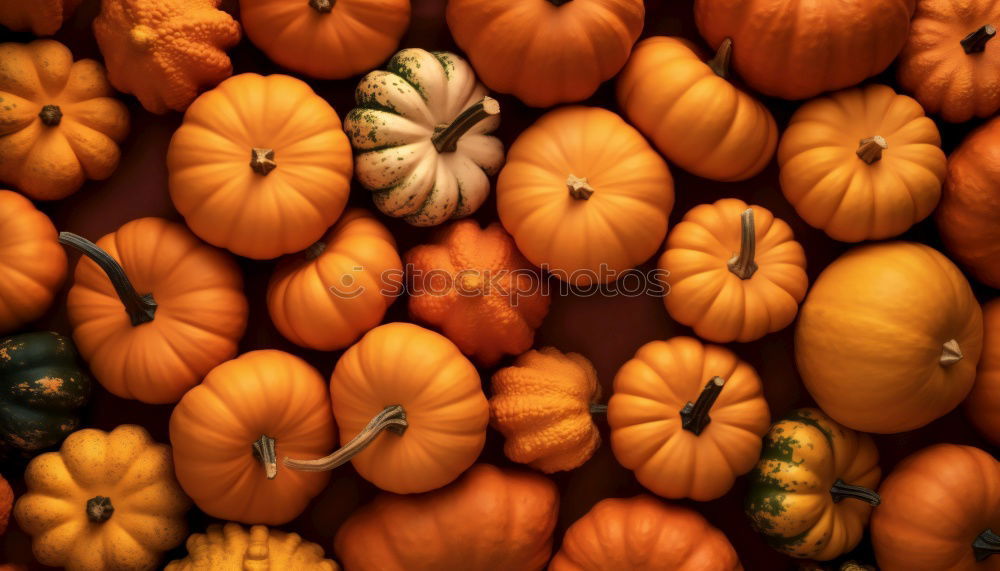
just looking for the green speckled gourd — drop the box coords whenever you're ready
[745,408,881,561]
[344,48,504,227]
[0,332,90,457]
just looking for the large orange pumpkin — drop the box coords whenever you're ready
[62,217,248,404]
[796,242,983,433]
[967,300,1000,446]
[0,0,81,35]
[0,474,11,536]
[284,323,488,494]
[609,336,770,501]
[170,350,337,525]
[497,107,674,285]
[446,0,644,107]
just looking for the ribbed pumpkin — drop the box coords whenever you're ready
[170,350,337,525]
[0,0,80,35]
[446,0,644,107]
[609,336,770,501]
[617,36,777,182]
[778,84,947,242]
[0,474,11,536]
[490,347,603,473]
[406,220,550,366]
[746,408,882,561]
[63,217,248,404]
[267,209,402,351]
[497,106,674,285]
[796,241,983,433]
[93,0,240,113]
[284,323,488,494]
[0,41,129,201]
[660,199,808,343]
[168,73,353,259]
[334,464,558,570]
[166,523,339,570]
[967,300,1000,446]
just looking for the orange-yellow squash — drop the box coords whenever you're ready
[166,523,339,570]
[0,0,81,35]
[0,474,11,536]
[967,299,1000,446]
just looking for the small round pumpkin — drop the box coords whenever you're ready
[169,350,337,525]
[609,336,770,501]
[490,347,603,473]
[63,217,248,404]
[967,300,1000,446]
[284,322,488,494]
[0,474,11,536]
[746,408,882,561]
[166,522,339,570]
[871,444,1000,570]
[0,0,80,35]
[796,241,983,433]
[0,40,129,201]
[660,198,808,343]
[778,84,947,242]
[14,425,191,571]
[167,73,353,259]
[406,220,550,366]
[550,495,742,571]
[497,106,674,285]
[617,36,777,182]
[267,209,402,351]
[446,0,644,107]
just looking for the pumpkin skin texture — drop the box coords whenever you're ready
[796,242,983,433]
[746,408,882,561]
[778,84,947,242]
[609,336,770,501]
[446,0,643,108]
[14,424,191,571]
[169,350,337,525]
[616,36,777,182]
[967,300,1000,446]
[92,0,240,114]
[345,49,504,227]
[241,0,409,80]
[334,464,558,571]
[872,444,1000,570]
[0,474,11,536]
[406,220,550,366]
[694,0,916,100]
[267,209,402,351]
[168,73,353,259]
[937,116,1000,288]
[166,522,339,570]
[550,495,743,571]
[660,199,807,343]
[0,191,66,334]
[0,0,81,35]
[490,347,602,473]
[64,217,248,404]
[497,107,674,286]
[0,41,129,201]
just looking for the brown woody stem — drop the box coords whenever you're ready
[86,496,114,523]
[432,97,499,153]
[589,403,608,415]
[830,479,880,505]
[252,435,278,480]
[974,529,1000,561]
[727,208,759,279]
[250,148,277,176]
[708,38,733,79]
[962,25,996,54]
[284,405,407,472]
[38,105,62,126]
[941,339,963,366]
[680,377,725,435]
[567,174,594,200]
[856,136,887,164]
[58,232,157,326]
[309,0,334,12]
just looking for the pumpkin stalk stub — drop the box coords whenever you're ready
[252,435,278,480]
[86,496,115,523]
[589,403,608,415]
[962,25,996,54]
[708,38,733,79]
[727,208,759,279]
[250,148,277,176]
[830,478,881,506]
[974,529,1000,561]
[38,105,63,126]
[567,174,595,200]
[308,0,334,13]
[940,338,964,366]
[283,405,408,472]
[432,96,500,154]
[304,240,327,260]
[680,376,726,435]
[856,136,888,164]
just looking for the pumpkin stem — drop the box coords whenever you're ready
[567,174,595,200]
[830,479,881,506]
[974,529,1000,561]
[962,25,996,54]
[58,232,157,326]
[432,97,500,154]
[38,104,62,126]
[252,435,278,480]
[680,376,725,435]
[547,0,572,5]
[707,38,733,79]
[940,338,963,366]
[856,136,887,164]
[250,148,277,176]
[304,240,327,260]
[309,0,334,13]
[589,403,608,415]
[727,208,759,279]
[86,496,114,523]
[283,405,408,472]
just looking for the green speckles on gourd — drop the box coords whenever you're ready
[783,408,836,446]
[387,52,427,100]
[760,434,804,465]
[432,52,456,80]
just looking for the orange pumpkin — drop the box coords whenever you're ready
[267,209,402,351]
[695,0,917,100]
[660,199,807,343]
[796,242,983,433]
[0,191,66,334]
[406,220,550,366]
[609,336,770,501]
[967,300,1000,446]
[284,322,488,494]
[550,495,742,570]
[93,0,240,114]
[617,37,777,182]
[0,474,11,536]
[334,464,558,570]
[63,217,248,404]
[446,0,644,107]
[170,350,337,525]
[0,0,80,35]
[497,107,674,285]
[241,0,409,80]
[167,73,353,260]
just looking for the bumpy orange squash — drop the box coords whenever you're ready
[166,523,338,570]
[0,0,81,35]
[0,474,11,536]
[967,300,1000,446]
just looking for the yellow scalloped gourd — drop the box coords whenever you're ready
[166,522,339,570]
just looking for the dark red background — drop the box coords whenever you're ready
[1,1,997,569]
